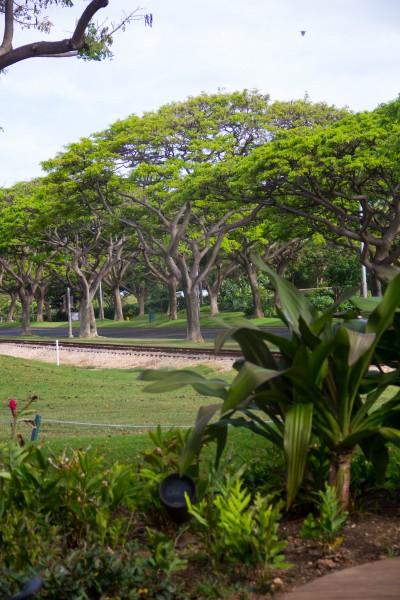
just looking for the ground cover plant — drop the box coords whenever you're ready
[1,430,400,599]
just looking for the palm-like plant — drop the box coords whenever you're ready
[141,262,400,509]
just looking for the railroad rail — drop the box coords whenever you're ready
[0,338,242,359]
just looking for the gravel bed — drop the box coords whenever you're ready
[0,342,234,371]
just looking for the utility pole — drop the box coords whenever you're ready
[99,281,105,320]
[359,202,368,298]
[361,248,368,298]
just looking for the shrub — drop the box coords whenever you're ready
[0,541,187,600]
[300,484,348,545]
[0,444,136,548]
[142,262,400,510]
[186,474,289,570]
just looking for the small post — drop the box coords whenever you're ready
[359,202,368,298]
[67,286,74,338]
[30,414,42,441]
[56,339,60,366]
[361,254,368,299]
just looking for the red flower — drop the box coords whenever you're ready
[8,398,17,415]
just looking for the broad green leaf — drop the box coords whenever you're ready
[284,403,313,507]
[376,426,400,447]
[222,361,282,412]
[350,296,380,314]
[367,273,400,337]
[141,369,228,399]
[253,257,316,333]
[216,326,278,368]
[344,328,376,367]
[179,403,222,475]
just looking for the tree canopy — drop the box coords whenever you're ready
[2,91,399,338]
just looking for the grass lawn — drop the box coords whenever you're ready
[0,355,250,463]
[0,355,227,435]
[0,307,283,331]
[0,354,269,465]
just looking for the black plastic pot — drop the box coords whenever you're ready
[159,473,196,524]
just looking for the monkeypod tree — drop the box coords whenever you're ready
[0,182,55,334]
[237,99,400,294]
[95,91,344,341]
[38,153,129,337]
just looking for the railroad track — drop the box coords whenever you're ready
[0,338,242,360]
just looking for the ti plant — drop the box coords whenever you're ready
[141,261,400,510]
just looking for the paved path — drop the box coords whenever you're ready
[277,558,400,600]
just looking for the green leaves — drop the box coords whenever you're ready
[254,257,316,333]
[140,369,228,400]
[222,362,282,412]
[179,404,222,474]
[284,403,313,507]
[141,262,400,509]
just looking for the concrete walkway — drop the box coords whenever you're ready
[277,558,400,600]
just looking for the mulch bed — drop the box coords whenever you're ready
[171,493,400,598]
[279,510,400,594]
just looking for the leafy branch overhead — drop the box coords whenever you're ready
[0,0,152,69]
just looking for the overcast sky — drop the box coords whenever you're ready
[1,0,399,186]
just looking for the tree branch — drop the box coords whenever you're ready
[0,0,108,69]
[0,0,14,57]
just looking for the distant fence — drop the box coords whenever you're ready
[0,416,191,442]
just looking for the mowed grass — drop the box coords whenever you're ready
[0,354,230,443]
[0,354,266,465]
[0,308,283,331]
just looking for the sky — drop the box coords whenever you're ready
[0,0,399,186]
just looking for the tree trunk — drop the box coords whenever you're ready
[246,263,264,319]
[90,302,98,337]
[36,288,45,322]
[168,278,178,320]
[112,286,124,321]
[185,290,204,342]
[370,274,383,297]
[79,297,92,338]
[138,288,145,317]
[208,287,219,317]
[45,301,52,322]
[6,292,17,321]
[328,450,353,511]
[19,291,33,335]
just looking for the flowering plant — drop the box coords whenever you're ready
[7,395,38,444]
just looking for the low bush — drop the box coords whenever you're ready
[300,484,348,545]
[186,473,289,571]
[0,444,136,551]
[0,541,187,600]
